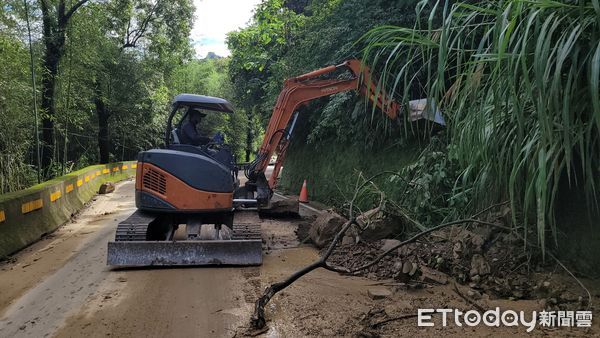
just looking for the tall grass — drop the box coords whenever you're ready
[361,0,600,254]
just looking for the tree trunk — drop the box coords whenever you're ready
[98,112,110,164]
[95,81,110,164]
[39,0,89,177]
[40,47,60,175]
[245,110,254,162]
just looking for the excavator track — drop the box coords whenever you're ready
[107,210,262,266]
[231,211,262,240]
[113,210,261,241]
[114,210,156,241]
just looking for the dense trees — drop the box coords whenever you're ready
[0,2,38,192]
[0,0,241,193]
[38,0,89,176]
[227,0,425,152]
[0,2,177,186]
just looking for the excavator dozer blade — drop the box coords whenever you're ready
[107,239,262,266]
[107,210,263,267]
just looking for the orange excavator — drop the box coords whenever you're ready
[107,59,439,266]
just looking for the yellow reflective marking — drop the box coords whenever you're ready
[77,179,83,187]
[66,184,74,193]
[50,190,62,202]
[131,163,137,169]
[22,199,43,214]
[0,211,5,223]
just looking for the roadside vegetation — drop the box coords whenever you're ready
[0,0,246,192]
[362,0,600,254]
[228,0,599,256]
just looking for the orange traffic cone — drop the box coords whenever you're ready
[299,179,309,203]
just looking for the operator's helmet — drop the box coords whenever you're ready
[187,107,207,121]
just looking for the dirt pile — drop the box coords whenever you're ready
[327,211,591,312]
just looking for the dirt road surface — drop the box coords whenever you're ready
[1,180,598,337]
[0,180,370,337]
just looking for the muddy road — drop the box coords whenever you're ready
[1,180,598,337]
[0,180,374,337]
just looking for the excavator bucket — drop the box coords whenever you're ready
[107,210,262,267]
[258,198,300,218]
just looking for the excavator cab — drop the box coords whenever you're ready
[166,96,239,182]
[170,96,235,159]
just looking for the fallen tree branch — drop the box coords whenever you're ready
[548,252,592,310]
[251,214,507,328]
[251,171,394,328]
[250,219,358,328]
[471,200,510,219]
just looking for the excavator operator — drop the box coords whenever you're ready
[181,108,212,146]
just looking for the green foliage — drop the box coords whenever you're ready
[227,0,428,163]
[0,1,40,193]
[0,0,195,191]
[227,0,304,112]
[226,0,308,160]
[69,0,194,162]
[362,0,600,253]
[390,135,469,225]
[279,135,424,212]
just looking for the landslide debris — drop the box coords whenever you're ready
[324,208,591,312]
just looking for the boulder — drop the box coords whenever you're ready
[98,182,115,194]
[367,287,392,300]
[356,207,403,241]
[309,210,348,248]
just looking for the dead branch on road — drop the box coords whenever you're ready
[251,218,359,328]
[251,171,385,328]
[250,172,510,329]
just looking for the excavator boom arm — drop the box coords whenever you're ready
[249,59,400,196]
